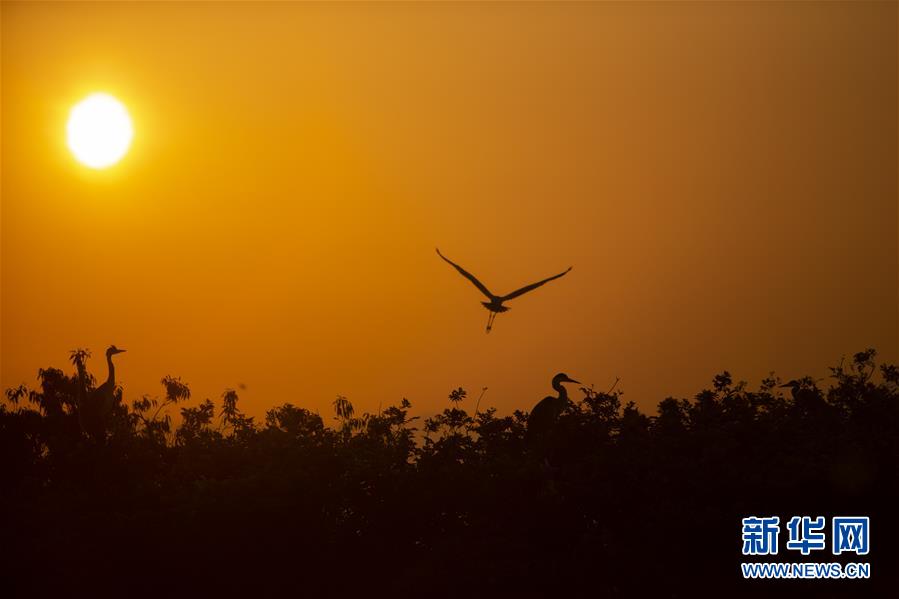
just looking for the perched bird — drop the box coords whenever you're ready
[780,378,825,415]
[779,379,803,397]
[436,248,571,333]
[526,372,580,452]
[79,345,126,439]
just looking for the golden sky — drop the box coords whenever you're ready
[2,2,897,419]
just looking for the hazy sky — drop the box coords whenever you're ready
[2,2,896,420]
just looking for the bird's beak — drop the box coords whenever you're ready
[565,376,580,385]
[117,349,127,354]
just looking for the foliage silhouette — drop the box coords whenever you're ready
[1,349,897,597]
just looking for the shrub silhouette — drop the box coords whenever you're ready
[1,349,897,597]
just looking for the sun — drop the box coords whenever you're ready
[66,93,133,169]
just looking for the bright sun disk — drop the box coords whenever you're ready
[67,93,133,169]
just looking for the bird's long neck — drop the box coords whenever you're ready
[553,381,568,402]
[106,353,115,387]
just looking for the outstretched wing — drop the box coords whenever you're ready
[436,248,495,300]
[500,267,572,302]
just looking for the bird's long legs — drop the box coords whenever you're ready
[486,311,497,333]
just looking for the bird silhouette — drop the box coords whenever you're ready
[525,372,579,466]
[779,379,802,397]
[780,378,825,416]
[528,372,580,436]
[436,248,571,333]
[78,345,126,439]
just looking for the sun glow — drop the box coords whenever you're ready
[66,93,133,169]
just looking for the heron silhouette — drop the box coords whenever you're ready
[780,378,826,416]
[527,373,579,438]
[436,248,571,333]
[78,345,126,439]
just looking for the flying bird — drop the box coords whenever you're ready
[436,248,571,333]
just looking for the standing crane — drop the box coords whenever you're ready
[526,372,580,453]
[78,345,126,439]
[436,248,572,333]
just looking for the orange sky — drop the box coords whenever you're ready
[2,2,897,420]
